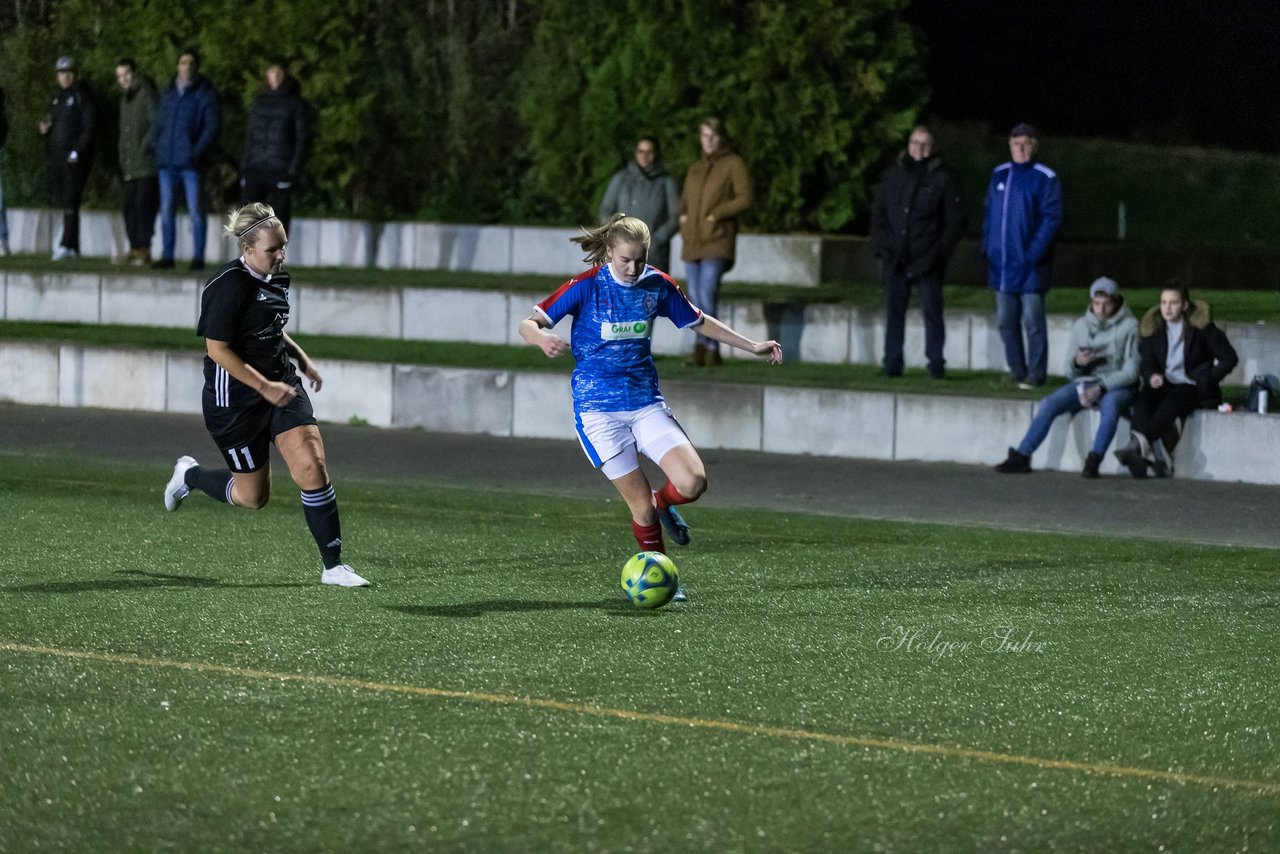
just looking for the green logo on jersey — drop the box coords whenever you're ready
[602,320,653,340]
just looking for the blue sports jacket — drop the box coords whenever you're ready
[152,74,221,170]
[982,160,1063,294]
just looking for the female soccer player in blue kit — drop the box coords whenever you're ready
[519,214,782,577]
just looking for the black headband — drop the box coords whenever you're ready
[236,215,276,238]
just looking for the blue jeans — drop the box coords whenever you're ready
[996,291,1048,384]
[158,168,206,263]
[1017,382,1135,458]
[684,258,728,348]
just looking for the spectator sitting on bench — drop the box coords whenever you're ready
[1115,282,1238,478]
[995,276,1138,478]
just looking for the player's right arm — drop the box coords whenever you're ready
[518,315,569,359]
[205,339,298,406]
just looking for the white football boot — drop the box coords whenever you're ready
[163,456,199,511]
[321,565,370,587]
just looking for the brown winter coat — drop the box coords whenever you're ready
[679,149,752,262]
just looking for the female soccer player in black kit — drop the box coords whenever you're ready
[162,202,368,587]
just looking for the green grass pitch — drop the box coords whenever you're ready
[1,451,1277,852]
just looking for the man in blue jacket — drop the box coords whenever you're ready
[151,48,221,270]
[982,123,1063,388]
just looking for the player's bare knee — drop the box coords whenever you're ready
[680,472,708,499]
[237,490,270,510]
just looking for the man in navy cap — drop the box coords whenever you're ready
[982,123,1063,388]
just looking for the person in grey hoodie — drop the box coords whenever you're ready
[995,276,1139,478]
[598,136,679,271]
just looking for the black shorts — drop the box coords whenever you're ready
[201,377,317,472]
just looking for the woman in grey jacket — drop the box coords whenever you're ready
[996,277,1139,478]
[598,136,679,271]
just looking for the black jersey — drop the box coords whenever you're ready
[197,259,297,407]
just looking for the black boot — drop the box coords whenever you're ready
[1081,451,1102,479]
[1113,438,1150,479]
[994,447,1032,473]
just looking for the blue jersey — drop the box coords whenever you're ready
[535,263,702,413]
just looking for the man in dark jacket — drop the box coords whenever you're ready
[115,58,159,265]
[871,126,964,379]
[152,48,221,270]
[982,122,1063,388]
[239,59,309,234]
[38,56,95,261]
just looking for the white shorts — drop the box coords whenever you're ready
[575,402,692,480]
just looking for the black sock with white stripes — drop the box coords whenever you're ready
[301,484,343,569]
[185,466,234,504]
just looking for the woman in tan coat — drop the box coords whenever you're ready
[678,117,753,366]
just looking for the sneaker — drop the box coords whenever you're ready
[994,447,1032,473]
[671,585,688,603]
[1152,459,1172,478]
[1016,381,1037,391]
[321,565,370,587]
[1081,451,1102,479]
[655,500,691,546]
[151,258,175,270]
[0,240,10,257]
[189,259,206,272]
[51,246,78,261]
[163,455,199,511]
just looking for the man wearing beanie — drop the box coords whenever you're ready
[871,125,965,379]
[995,275,1138,478]
[982,123,1063,388]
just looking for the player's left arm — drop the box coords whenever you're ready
[283,332,323,391]
[692,315,782,364]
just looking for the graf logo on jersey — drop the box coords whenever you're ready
[601,320,651,340]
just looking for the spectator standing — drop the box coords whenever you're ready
[982,122,1063,388]
[38,56,95,261]
[870,125,964,379]
[0,86,9,256]
[1114,283,1238,478]
[115,58,159,266]
[152,48,221,270]
[678,117,753,367]
[995,276,1139,478]
[598,136,679,271]
[239,59,309,234]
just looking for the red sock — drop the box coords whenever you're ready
[654,481,694,511]
[631,520,665,554]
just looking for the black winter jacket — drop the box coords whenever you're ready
[47,81,95,158]
[240,78,309,181]
[870,153,964,277]
[1137,300,1238,408]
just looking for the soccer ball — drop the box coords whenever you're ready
[620,551,680,609]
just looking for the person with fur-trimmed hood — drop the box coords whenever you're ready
[1114,282,1237,478]
[995,276,1139,478]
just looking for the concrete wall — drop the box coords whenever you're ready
[12,206,1280,289]
[3,340,1276,485]
[4,268,1273,383]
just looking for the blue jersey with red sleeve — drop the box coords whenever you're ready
[535,263,703,413]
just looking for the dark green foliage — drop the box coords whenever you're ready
[936,122,1280,249]
[519,0,926,231]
